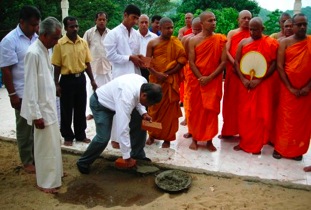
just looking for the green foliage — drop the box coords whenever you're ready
[178,0,260,17]
[212,8,239,35]
[263,9,282,35]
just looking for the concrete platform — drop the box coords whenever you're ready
[0,86,310,186]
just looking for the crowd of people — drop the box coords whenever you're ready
[0,4,310,194]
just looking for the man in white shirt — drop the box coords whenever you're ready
[21,17,63,194]
[137,14,157,81]
[0,5,41,174]
[83,12,112,120]
[77,74,162,174]
[104,4,145,149]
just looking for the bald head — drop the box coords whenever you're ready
[192,17,202,35]
[159,17,173,27]
[249,17,264,40]
[238,10,252,29]
[185,13,194,26]
[199,11,215,22]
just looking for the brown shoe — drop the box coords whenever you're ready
[64,140,73,146]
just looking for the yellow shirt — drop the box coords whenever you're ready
[52,35,92,75]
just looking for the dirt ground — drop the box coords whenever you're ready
[0,140,311,210]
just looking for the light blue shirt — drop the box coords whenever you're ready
[0,25,38,98]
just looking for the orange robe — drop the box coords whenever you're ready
[148,37,187,141]
[238,36,278,153]
[275,36,311,158]
[179,28,193,103]
[221,30,250,136]
[188,34,226,141]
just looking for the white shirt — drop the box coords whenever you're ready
[21,39,58,126]
[96,74,147,159]
[0,25,38,98]
[104,23,141,78]
[136,30,157,56]
[83,26,112,75]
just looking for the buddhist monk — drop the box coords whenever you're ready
[234,17,278,154]
[220,10,252,139]
[273,13,311,161]
[180,17,202,138]
[178,13,194,108]
[187,12,227,151]
[145,17,187,148]
[270,12,291,39]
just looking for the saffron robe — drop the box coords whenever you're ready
[275,36,311,158]
[188,34,226,141]
[148,37,187,141]
[221,30,250,136]
[238,36,278,153]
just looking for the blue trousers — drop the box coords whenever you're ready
[78,93,147,167]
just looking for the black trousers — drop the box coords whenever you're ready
[59,73,87,141]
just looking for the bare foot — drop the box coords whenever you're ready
[233,145,242,151]
[206,141,217,152]
[146,137,155,145]
[64,141,73,146]
[111,141,120,149]
[183,133,192,138]
[24,164,36,174]
[303,166,311,172]
[86,114,93,120]
[162,141,170,148]
[180,119,187,126]
[62,172,68,178]
[189,140,198,150]
[37,186,59,194]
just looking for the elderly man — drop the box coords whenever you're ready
[234,17,278,154]
[220,10,252,139]
[137,14,157,81]
[77,74,162,174]
[21,17,63,194]
[273,13,311,161]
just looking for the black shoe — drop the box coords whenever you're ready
[76,162,90,174]
[291,156,303,161]
[135,157,152,162]
[272,150,282,159]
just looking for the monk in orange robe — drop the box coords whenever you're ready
[234,17,278,154]
[220,10,252,138]
[180,17,202,138]
[273,14,311,161]
[145,17,187,148]
[187,12,227,151]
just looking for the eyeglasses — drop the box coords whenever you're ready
[294,22,307,27]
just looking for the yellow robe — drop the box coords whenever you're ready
[148,37,187,141]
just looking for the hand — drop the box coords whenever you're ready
[288,87,300,97]
[241,77,250,89]
[299,86,310,96]
[142,113,152,122]
[130,55,144,67]
[91,80,98,91]
[34,118,45,129]
[55,84,61,97]
[156,72,168,82]
[10,95,21,110]
[198,76,211,86]
[123,158,137,168]
[249,79,262,89]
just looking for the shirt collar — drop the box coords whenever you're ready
[59,34,83,45]
[16,24,38,40]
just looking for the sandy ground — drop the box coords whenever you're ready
[1,140,311,210]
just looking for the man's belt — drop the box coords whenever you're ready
[62,71,84,78]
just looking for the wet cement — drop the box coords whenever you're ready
[56,164,167,208]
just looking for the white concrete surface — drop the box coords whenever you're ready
[0,86,310,187]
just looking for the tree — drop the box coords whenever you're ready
[263,9,282,35]
[177,0,260,17]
